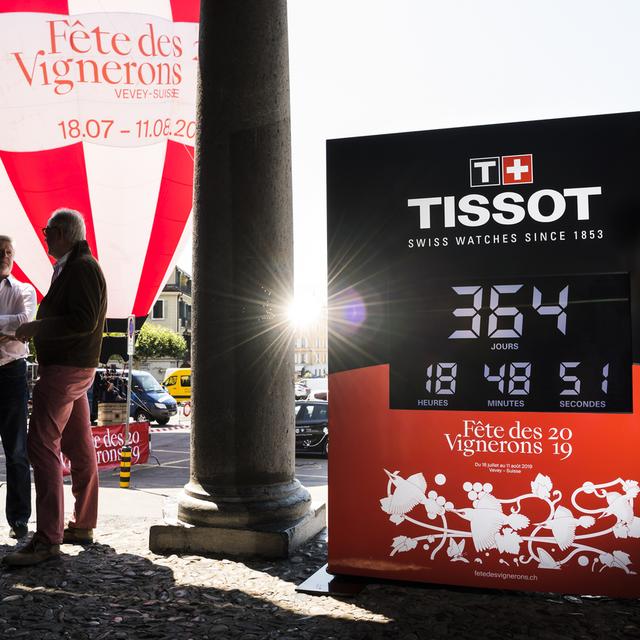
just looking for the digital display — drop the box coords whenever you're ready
[389,273,632,412]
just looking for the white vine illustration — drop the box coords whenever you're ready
[380,470,639,574]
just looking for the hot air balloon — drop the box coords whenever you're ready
[0,1,200,334]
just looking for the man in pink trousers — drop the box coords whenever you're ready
[4,208,107,567]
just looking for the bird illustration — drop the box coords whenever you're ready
[453,493,529,552]
[600,491,634,526]
[537,547,560,570]
[380,470,428,516]
[536,506,595,550]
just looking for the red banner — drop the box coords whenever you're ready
[61,422,149,475]
[328,365,640,598]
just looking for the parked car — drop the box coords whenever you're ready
[162,367,191,401]
[295,381,309,400]
[295,377,328,400]
[295,400,328,457]
[89,368,178,425]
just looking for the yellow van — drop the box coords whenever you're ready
[162,367,191,401]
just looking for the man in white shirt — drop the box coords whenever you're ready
[0,235,36,540]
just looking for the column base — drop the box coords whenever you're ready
[149,501,326,558]
[177,479,314,528]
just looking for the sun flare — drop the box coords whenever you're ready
[287,295,323,329]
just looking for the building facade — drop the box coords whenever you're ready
[149,266,192,342]
[294,308,328,377]
[143,266,192,381]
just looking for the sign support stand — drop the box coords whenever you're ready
[125,314,135,443]
[120,314,135,489]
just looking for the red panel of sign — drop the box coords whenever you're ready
[329,365,640,597]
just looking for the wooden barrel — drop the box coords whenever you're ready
[97,402,128,426]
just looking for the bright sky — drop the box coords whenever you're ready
[178,0,640,304]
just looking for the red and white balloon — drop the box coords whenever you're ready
[0,0,199,319]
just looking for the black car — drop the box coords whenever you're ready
[295,400,328,457]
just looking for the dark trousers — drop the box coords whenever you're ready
[0,358,31,527]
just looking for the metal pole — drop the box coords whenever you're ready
[120,314,136,489]
[125,314,135,443]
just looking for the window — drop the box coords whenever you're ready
[295,403,328,423]
[180,375,191,387]
[295,404,314,423]
[132,372,163,392]
[152,299,164,319]
[312,404,328,420]
[165,376,177,386]
[179,300,192,324]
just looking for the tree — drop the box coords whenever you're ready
[135,323,187,360]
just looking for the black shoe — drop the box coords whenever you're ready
[8,524,28,540]
[62,527,94,545]
[3,533,60,567]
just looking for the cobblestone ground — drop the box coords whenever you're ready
[0,517,638,640]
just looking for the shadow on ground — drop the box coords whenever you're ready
[0,526,638,640]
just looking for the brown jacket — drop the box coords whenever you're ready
[34,241,107,368]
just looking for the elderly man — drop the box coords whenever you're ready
[4,209,107,567]
[0,235,36,540]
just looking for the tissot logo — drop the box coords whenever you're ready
[503,154,533,185]
[470,154,533,187]
[470,157,500,187]
[409,148,601,229]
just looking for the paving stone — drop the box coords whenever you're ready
[0,517,638,639]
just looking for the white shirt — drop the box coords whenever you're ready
[0,275,37,366]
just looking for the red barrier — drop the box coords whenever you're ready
[61,422,150,476]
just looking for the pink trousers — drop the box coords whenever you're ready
[28,365,98,544]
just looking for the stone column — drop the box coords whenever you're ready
[149,0,325,557]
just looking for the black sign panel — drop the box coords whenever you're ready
[327,112,640,413]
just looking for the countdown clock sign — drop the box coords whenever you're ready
[327,112,640,597]
[390,273,630,413]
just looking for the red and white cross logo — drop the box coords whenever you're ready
[502,154,533,185]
